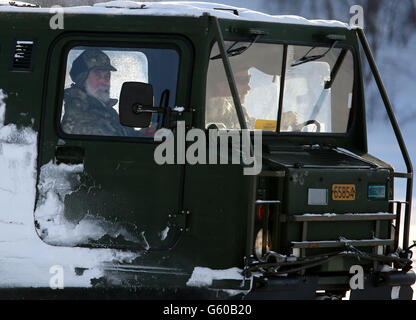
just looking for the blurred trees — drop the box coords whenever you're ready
[263,0,416,122]
[263,0,416,56]
[27,0,105,6]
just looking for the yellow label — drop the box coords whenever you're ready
[332,184,356,201]
[254,119,277,131]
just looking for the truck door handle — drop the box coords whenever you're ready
[55,146,85,165]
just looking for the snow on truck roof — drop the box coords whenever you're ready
[0,0,350,29]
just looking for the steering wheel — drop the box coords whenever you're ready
[206,122,227,130]
[297,119,321,133]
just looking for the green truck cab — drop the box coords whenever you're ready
[0,1,414,299]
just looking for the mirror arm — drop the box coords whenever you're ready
[132,104,165,114]
[131,104,182,128]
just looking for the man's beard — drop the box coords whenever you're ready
[85,82,110,105]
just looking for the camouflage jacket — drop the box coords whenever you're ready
[206,97,298,131]
[205,97,256,130]
[61,85,139,137]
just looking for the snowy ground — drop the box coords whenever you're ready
[0,91,140,288]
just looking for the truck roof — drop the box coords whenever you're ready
[0,0,350,29]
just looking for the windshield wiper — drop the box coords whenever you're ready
[308,48,348,120]
[210,35,261,60]
[324,48,348,89]
[291,41,338,67]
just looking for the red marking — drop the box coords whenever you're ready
[142,123,155,137]
[257,205,270,220]
[257,205,264,220]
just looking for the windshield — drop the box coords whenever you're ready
[205,41,354,134]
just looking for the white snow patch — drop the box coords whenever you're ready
[95,0,147,9]
[0,90,139,288]
[160,226,170,241]
[0,0,36,7]
[173,106,185,112]
[380,265,395,272]
[186,266,243,287]
[34,161,146,247]
[221,289,250,297]
[302,213,337,217]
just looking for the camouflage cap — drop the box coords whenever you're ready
[69,48,117,85]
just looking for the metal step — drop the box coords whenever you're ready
[291,213,396,222]
[292,238,394,249]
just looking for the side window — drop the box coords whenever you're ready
[60,46,179,137]
[282,46,354,133]
[205,42,354,134]
[205,42,284,131]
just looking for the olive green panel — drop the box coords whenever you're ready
[285,168,392,214]
[181,163,251,269]
[0,31,50,129]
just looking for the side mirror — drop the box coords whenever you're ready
[119,82,159,128]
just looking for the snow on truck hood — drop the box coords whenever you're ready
[0,1,350,29]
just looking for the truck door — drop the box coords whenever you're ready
[34,34,192,250]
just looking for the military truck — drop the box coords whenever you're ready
[0,1,414,300]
